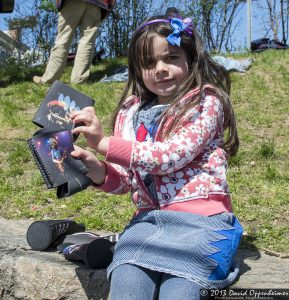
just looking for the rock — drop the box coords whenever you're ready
[0,218,109,300]
[0,218,289,300]
[233,248,289,288]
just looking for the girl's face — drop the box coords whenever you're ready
[141,35,189,104]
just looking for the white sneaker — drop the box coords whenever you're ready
[32,76,45,84]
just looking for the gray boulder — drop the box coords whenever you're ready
[0,218,109,300]
[0,218,289,300]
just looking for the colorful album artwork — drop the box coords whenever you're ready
[33,80,94,131]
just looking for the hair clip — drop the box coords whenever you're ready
[166,18,193,46]
[182,18,193,36]
[135,17,193,47]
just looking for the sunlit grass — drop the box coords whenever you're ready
[0,51,288,253]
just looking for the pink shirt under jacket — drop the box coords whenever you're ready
[97,86,233,216]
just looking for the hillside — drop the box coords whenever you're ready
[0,50,288,253]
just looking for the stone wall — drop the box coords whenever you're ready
[0,218,288,300]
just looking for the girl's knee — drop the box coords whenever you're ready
[110,264,160,300]
[159,274,201,300]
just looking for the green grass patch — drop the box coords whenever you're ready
[0,52,288,253]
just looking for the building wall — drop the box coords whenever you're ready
[0,30,28,61]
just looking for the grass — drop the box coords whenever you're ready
[0,50,288,254]
[228,49,289,253]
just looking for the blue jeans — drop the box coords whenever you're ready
[110,263,202,300]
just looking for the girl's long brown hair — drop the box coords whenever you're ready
[111,14,239,157]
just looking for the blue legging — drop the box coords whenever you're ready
[110,263,202,300]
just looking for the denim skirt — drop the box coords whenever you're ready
[107,210,243,289]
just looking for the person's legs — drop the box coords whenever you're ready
[40,0,86,83]
[158,273,202,300]
[71,3,101,83]
[110,264,161,300]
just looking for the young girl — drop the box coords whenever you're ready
[71,9,243,300]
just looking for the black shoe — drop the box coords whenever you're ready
[57,231,100,248]
[85,238,114,269]
[61,238,114,269]
[57,232,119,269]
[26,219,85,251]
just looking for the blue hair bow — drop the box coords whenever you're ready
[166,18,193,47]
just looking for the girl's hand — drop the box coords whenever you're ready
[70,107,104,150]
[71,145,106,185]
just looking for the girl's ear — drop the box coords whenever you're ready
[165,7,181,19]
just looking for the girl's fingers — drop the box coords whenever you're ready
[70,110,83,120]
[70,107,95,120]
[71,148,85,159]
[71,150,80,158]
[82,106,95,114]
[72,145,83,152]
[71,113,93,126]
[71,145,90,158]
[71,125,93,135]
[71,148,94,165]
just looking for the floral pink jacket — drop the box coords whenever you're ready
[97,86,233,216]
